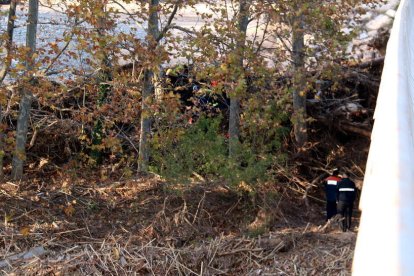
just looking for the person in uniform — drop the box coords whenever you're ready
[337,172,357,232]
[323,168,341,220]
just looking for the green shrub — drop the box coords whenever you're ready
[151,116,227,182]
[150,113,287,191]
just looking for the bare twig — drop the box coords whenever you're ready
[157,2,181,42]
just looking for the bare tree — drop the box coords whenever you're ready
[291,9,307,147]
[91,1,113,164]
[0,0,17,181]
[138,0,160,173]
[0,103,4,181]
[229,0,250,158]
[0,0,17,83]
[11,0,39,180]
[138,0,180,173]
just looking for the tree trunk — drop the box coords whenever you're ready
[229,0,250,158]
[11,0,38,180]
[292,12,307,147]
[91,76,111,163]
[0,0,17,83]
[138,0,159,173]
[91,2,112,164]
[0,104,4,182]
[138,69,154,173]
[0,0,17,180]
[12,90,33,180]
[0,136,3,182]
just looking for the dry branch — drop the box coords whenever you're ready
[350,57,384,69]
[339,122,372,138]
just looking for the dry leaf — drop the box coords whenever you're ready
[38,158,49,169]
[64,205,75,217]
[20,226,31,236]
[112,247,120,260]
[238,181,253,193]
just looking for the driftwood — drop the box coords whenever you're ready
[350,57,384,69]
[339,122,372,138]
[343,70,380,91]
[314,114,372,138]
[310,84,373,136]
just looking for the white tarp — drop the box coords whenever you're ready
[353,0,414,275]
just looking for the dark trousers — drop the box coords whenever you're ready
[326,201,337,220]
[337,201,354,232]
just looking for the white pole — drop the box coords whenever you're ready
[353,0,414,275]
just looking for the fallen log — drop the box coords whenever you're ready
[349,57,384,69]
[339,122,372,138]
[314,115,372,138]
[343,71,380,91]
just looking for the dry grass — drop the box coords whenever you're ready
[0,230,356,275]
[0,177,357,275]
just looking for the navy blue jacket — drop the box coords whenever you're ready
[324,176,341,202]
[337,178,356,203]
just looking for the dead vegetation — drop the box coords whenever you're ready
[1,175,356,275]
[2,44,392,276]
[0,53,384,275]
[0,228,356,275]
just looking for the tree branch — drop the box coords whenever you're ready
[275,26,292,54]
[0,0,18,84]
[156,2,180,42]
[42,32,75,76]
[255,17,271,55]
[169,25,196,35]
[111,0,141,22]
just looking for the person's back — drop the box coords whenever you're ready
[325,175,341,201]
[337,173,357,231]
[337,177,356,203]
[324,169,341,220]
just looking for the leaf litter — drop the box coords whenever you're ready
[0,174,357,275]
